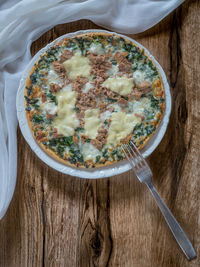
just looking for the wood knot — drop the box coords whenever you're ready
[90,230,102,257]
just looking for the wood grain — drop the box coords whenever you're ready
[0,1,200,266]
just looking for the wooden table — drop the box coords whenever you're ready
[0,1,199,266]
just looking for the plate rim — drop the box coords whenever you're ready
[16,29,171,179]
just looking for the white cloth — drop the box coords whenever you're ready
[0,0,184,219]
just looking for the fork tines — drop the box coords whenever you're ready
[121,141,147,170]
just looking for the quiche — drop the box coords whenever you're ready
[24,32,165,168]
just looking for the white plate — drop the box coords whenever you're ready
[16,29,171,179]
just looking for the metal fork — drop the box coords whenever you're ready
[122,141,196,260]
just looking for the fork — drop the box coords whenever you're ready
[122,141,196,260]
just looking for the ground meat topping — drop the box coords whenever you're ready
[36,130,45,140]
[52,61,65,73]
[114,52,128,63]
[59,49,73,63]
[71,76,88,92]
[41,93,46,103]
[52,128,63,138]
[50,83,61,93]
[135,113,145,120]
[91,128,108,150]
[118,97,128,105]
[118,60,132,73]
[136,81,151,89]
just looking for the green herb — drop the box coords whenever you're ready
[102,148,109,159]
[49,136,74,147]
[47,92,57,105]
[117,153,124,160]
[133,123,145,137]
[132,61,138,70]
[111,149,118,155]
[137,63,145,71]
[32,114,44,124]
[49,138,57,146]
[75,127,84,132]
[32,103,40,110]
[144,109,154,121]
[107,97,117,103]
[24,96,39,105]
[151,96,159,109]
[76,37,85,54]
[111,60,117,65]
[69,148,83,163]
[145,124,156,135]
[65,40,76,49]
[124,43,132,52]
[57,145,65,157]
[60,136,74,146]
[25,106,31,111]
[73,106,80,113]
[74,150,84,163]
[121,96,129,101]
[107,36,114,43]
[30,70,39,84]
[26,86,33,96]
[96,155,101,163]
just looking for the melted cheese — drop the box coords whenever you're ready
[102,76,134,96]
[89,43,104,55]
[100,110,111,122]
[81,143,101,161]
[107,111,141,145]
[48,69,62,86]
[84,109,102,139]
[54,91,79,136]
[41,102,57,115]
[61,84,72,92]
[132,97,151,115]
[133,70,144,83]
[107,65,118,77]
[63,52,91,79]
[82,82,93,93]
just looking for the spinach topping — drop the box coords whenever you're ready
[111,59,117,65]
[24,96,39,105]
[145,124,156,135]
[26,86,33,96]
[102,148,109,160]
[46,92,57,105]
[25,106,31,111]
[107,97,117,103]
[69,148,84,163]
[73,106,80,113]
[76,37,84,54]
[49,136,73,147]
[96,155,101,163]
[57,145,65,157]
[133,123,145,138]
[75,127,84,132]
[30,70,39,84]
[32,114,44,124]
[150,95,159,109]
[121,96,129,101]
[144,109,154,121]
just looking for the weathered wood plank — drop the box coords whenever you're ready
[0,1,200,266]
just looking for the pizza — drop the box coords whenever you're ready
[24,32,165,168]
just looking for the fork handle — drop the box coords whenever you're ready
[146,182,196,260]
